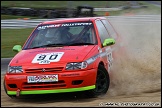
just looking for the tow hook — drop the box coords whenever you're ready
[16,89,20,97]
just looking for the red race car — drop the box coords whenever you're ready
[4,17,122,98]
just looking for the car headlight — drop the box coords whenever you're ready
[8,66,23,73]
[65,62,88,70]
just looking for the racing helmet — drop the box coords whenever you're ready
[45,28,62,44]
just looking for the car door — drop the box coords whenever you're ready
[95,19,113,72]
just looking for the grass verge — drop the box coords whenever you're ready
[1,28,34,58]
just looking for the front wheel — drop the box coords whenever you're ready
[86,64,110,97]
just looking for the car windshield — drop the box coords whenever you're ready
[23,21,97,49]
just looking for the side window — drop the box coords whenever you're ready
[95,20,110,43]
[101,19,117,39]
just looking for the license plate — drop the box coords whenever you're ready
[27,75,58,83]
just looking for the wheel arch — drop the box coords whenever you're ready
[98,61,104,68]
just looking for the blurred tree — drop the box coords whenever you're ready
[67,1,73,18]
[105,1,109,8]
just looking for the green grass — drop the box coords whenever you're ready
[1,28,34,58]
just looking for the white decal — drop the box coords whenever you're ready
[27,75,58,83]
[62,23,92,27]
[32,52,64,64]
[39,60,50,64]
[37,23,92,30]
[37,24,61,30]
[106,47,113,72]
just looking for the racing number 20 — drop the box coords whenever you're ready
[37,54,58,61]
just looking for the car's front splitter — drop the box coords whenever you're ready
[7,85,95,95]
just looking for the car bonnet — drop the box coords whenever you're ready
[9,45,96,66]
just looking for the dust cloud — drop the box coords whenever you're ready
[107,15,161,96]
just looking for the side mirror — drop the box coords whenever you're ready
[103,38,115,47]
[13,45,22,53]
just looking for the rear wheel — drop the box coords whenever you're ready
[86,64,110,97]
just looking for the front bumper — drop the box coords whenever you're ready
[4,69,97,95]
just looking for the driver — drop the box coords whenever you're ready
[44,27,71,44]
[44,28,62,44]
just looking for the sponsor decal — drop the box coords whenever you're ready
[62,23,92,27]
[86,54,100,64]
[37,23,92,30]
[27,75,58,83]
[86,47,113,65]
[39,60,50,64]
[37,24,61,30]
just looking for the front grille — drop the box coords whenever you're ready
[22,80,66,89]
[25,67,64,73]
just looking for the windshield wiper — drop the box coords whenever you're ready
[29,44,65,49]
[26,43,94,50]
[43,43,64,47]
[66,42,95,46]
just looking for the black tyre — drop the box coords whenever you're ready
[86,64,110,97]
